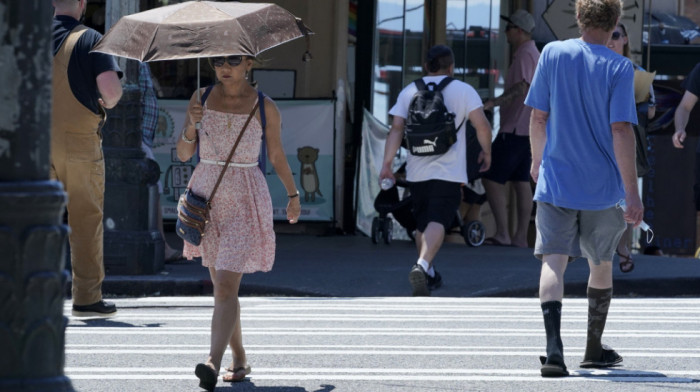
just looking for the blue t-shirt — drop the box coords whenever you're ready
[525,39,637,210]
[53,16,122,115]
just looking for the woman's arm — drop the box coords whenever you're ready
[176,89,204,162]
[263,97,301,224]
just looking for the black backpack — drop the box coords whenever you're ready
[404,77,462,156]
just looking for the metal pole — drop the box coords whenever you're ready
[0,2,73,390]
[646,0,652,70]
[196,58,202,129]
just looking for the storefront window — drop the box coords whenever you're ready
[372,0,500,124]
[402,0,426,87]
[446,0,501,98]
[374,0,408,124]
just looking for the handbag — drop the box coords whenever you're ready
[176,98,261,246]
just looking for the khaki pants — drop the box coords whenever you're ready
[52,25,106,306]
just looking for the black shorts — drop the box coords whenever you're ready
[482,133,532,184]
[409,180,461,232]
[462,185,487,205]
[695,152,700,210]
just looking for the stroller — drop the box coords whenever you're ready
[372,175,416,244]
[371,119,487,246]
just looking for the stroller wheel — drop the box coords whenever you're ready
[383,219,393,245]
[371,217,381,244]
[463,220,485,247]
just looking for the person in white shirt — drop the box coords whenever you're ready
[380,45,493,296]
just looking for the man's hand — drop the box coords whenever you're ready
[672,129,686,149]
[478,150,491,172]
[378,164,395,187]
[623,193,644,227]
[530,161,540,183]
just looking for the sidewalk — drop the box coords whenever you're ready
[102,232,700,298]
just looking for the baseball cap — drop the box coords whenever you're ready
[500,9,535,34]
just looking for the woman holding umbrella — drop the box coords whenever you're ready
[177,55,301,391]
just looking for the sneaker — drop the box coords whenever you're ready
[427,269,443,291]
[409,264,430,296]
[72,300,117,318]
[580,344,623,368]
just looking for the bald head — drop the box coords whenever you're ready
[53,0,85,19]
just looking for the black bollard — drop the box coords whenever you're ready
[101,82,164,275]
[0,3,74,391]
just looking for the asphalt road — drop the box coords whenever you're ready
[64,296,700,392]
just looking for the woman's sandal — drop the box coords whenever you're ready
[194,363,218,391]
[617,251,635,273]
[223,364,251,382]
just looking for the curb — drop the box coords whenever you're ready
[99,277,700,298]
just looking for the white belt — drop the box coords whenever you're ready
[200,159,258,167]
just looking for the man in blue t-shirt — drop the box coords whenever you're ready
[52,0,122,318]
[524,0,643,377]
[672,62,700,209]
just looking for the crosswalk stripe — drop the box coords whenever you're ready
[64,344,700,352]
[62,374,697,383]
[64,367,700,376]
[63,349,700,357]
[67,315,700,324]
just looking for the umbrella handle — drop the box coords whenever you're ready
[196,58,201,130]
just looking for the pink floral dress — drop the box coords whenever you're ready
[182,98,275,273]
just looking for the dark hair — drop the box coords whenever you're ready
[425,45,454,73]
[617,22,630,58]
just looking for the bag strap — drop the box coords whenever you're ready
[414,77,453,92]
[200,84,215,106]
[435,76,453,92]
[206,98,260,205]
[257,90,267,173]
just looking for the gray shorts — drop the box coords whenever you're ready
[534,201,626,264]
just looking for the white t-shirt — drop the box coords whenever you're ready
[389,75,483,183]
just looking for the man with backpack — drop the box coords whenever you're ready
[379,45,493,296]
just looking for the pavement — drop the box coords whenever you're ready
[100,228,700,298]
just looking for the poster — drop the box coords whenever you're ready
[152,98,336,222]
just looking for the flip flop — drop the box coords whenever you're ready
[580,345,623,368]
[539,355,569,377]
[194,363,218,391]
[223,364,251,382]
[617,251,634,273]
[483,237,513,247]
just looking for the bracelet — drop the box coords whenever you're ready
[181,128,196,144]
[288,191,300,198]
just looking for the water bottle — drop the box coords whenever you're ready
[380,178,395,190]
[617,200,653,243]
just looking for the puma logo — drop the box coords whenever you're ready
[423,137,438,147]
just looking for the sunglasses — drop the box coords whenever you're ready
[505,24,518,31]
[211,55,243,67]
[610,31,625,41]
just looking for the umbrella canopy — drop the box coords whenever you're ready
[92,1,313,61]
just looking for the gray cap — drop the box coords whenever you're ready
[501,9,535,34]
